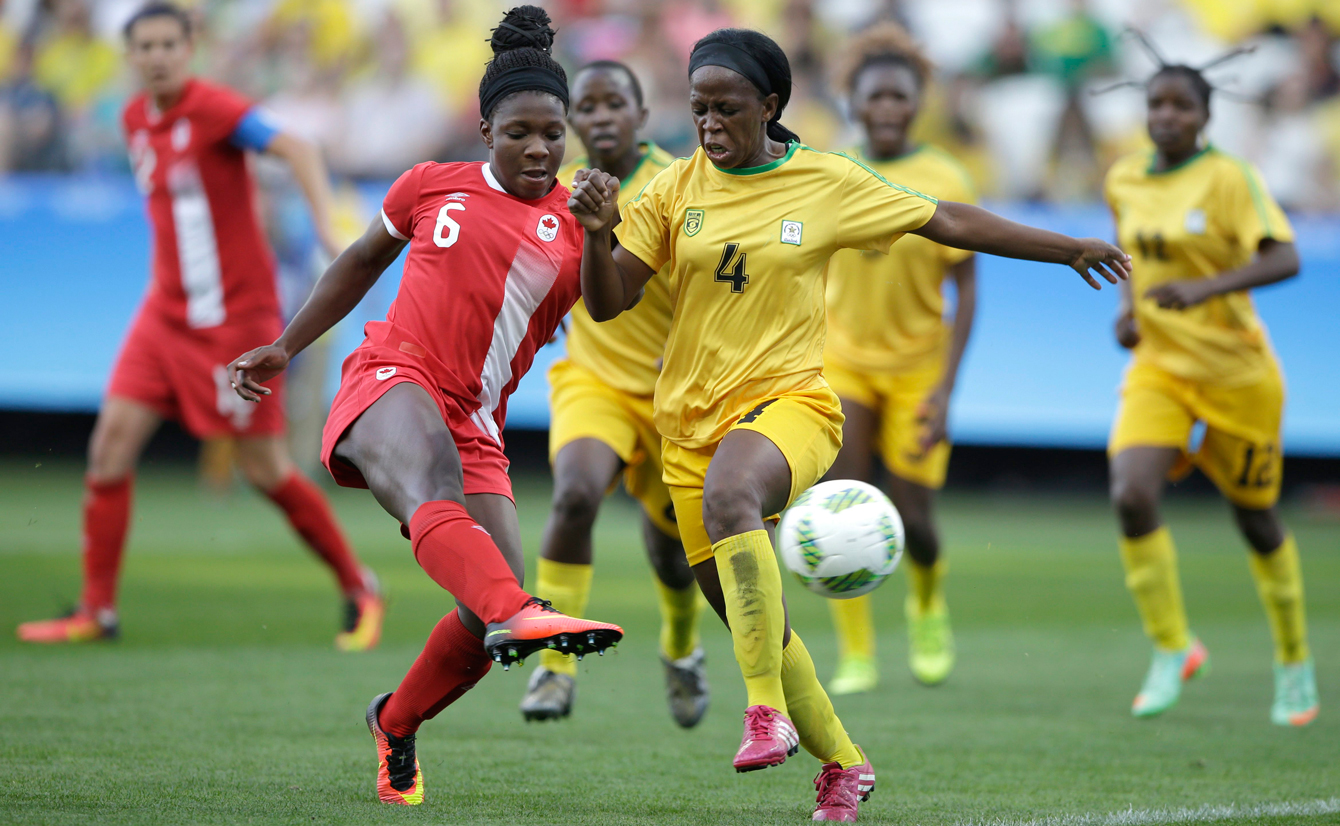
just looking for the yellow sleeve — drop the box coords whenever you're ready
[615,167,674,272]
[834,155,940,254]
[1220,158,1294,248]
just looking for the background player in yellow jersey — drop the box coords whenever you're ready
[519,61,707,727]
[568,28,1130,821]
[1104,54,1318,726]
[820,24,977,695]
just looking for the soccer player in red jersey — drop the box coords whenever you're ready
[16,2,384,651]
[228,7,623,806]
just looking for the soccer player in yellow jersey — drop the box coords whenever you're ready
[1104,60,1317,726]
[518,61,708,727]
[568,28,1130,820]
[820,24,976,695]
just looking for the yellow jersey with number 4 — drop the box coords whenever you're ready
[617,142,939,448]
[558,142,676,396]
[825,145,976,373]
[1104,147,1294,386]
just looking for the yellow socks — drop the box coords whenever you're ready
[713,530,788,713]
[1119,527,1190,651]
[654,578,702,661]
[781,632,863,769]
[828,596,874,662]
[905,558,947,614]
[535,558,593,676]
[1248,533,1310,664]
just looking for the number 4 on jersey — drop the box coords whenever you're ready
[715,243,749,293]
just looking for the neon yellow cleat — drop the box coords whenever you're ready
[828,654,878,696]
[906,597,954,686]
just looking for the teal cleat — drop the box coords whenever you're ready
[1132,637,1209,718]
[1271,658,1319,727]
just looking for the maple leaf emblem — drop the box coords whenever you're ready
[542,216,557,230]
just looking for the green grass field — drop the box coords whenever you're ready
[1,459,1336,825]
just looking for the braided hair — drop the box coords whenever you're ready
[837,22,933,95]
[1092,29,1258,115]
[477,6,569,122]
[691,29,799,144]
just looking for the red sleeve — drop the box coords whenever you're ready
[198,81,254,144]
[381,163,429,241]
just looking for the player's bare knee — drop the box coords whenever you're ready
[702,477,761,541]
[1111,477,1159,535]
[1234,506,1285,555]
[550,480,603,531]
[903,519,940,566]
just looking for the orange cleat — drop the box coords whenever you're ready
[366,692,423,805]
[483,597,622,670]
[337,570,385,652]
[17,608,118,644]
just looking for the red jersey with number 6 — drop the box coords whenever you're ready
[123,78,278,329]
[372,160,583,441]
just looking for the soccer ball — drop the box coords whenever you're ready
[777,480,905,599]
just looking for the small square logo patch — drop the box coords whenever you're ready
[1184,209,1207,235]
[685,208,704,236]
[780,220,803,245]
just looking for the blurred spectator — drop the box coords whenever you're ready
[333,10,445,177]
[31,0,118,112]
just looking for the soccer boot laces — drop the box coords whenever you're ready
[812,745,875,822]
[663,647,710,728]
[1132,636,1209,718]
[483,597,622,670]
[519,667,575,722]
[366,692,423,805]
[733,705,799,772]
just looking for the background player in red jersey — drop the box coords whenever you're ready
[16,2,383,651]
[227,7,623,806]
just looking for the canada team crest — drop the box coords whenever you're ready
[536,214,559,242]
[684,208,704,236]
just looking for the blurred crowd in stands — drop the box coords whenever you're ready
[3,0,1340,210]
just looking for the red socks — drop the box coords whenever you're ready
[380,610,492,738]
[79,476,134,612]
[409,501,529,625]
[265,472,365,596]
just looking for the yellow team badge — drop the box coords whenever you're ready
[684,208,704,236]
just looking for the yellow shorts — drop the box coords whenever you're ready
[548,359,678,538]
[1109,360,1285,509]
[662,386,844,567]
[824,355,951,489]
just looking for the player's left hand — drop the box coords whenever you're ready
[1144,280,1212,310]
[228,344,290,402]
[1068,239,1132,290]
[916,385,951,454]
[568,168,620,232]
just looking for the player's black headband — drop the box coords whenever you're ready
[688,42,773,95]
[480,66,570,120]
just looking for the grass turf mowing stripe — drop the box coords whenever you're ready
[962,797,1340,826]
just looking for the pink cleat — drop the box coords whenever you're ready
[812,745,875,822]
[733,705,799,772]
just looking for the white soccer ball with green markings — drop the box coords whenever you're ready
[778,480,904,599]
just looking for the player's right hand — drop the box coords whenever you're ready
[228,344,290,402]
[1115,312,1141,349]
[567,168,619,232]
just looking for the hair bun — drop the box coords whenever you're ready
[490,5,556,56]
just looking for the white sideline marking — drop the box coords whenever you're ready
[959,798,1340,826]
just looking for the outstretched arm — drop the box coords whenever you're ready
[914,201,1132,289]
[1145,239,1299,310]
[229,217,407,400]
[568,169,656,321]
[264,132,343,260]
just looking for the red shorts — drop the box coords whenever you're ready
[107,306,285,439]
[320,336,513,500]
